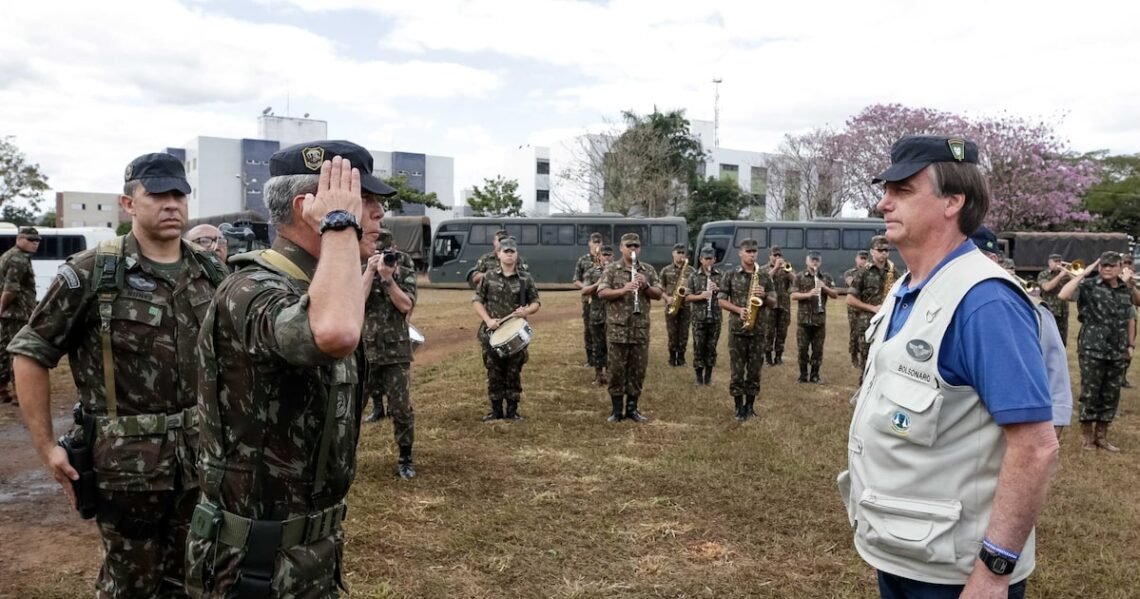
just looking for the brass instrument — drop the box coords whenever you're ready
[666,258,690,316]
[1061,260,1084,277]
[591,245,601,268]
[1017,276,1039,292]
[742,268,763,331]
[781,261,794,273]
[881,261,896,303]
[812,266,825,314]
[631,250,642,315]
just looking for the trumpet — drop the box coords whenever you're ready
[1017,276,1039,292]
[781,262,794,273]
[666,258,690,316]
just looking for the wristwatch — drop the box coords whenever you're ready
[319,210,362,239]
[978,545,1016,576]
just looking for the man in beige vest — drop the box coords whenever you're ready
[838,135,1058,598]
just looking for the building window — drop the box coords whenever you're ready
[750,166,767,195]
[720,164,739,182]
[536,190,550,203]
[536,159,550,175]
[107,222,113,228]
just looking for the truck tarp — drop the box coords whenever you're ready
[383,216,429,260]
[998,232,1130,273]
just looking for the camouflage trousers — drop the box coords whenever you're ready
[691,320,721,370]
[853,313,873,371]
[797,323,826,369]
[1078,354,1128,423]
[96,487,197,598]
[483,343,528,403]
[665,308,691,356]
[186,520,345,598]
[608,341,649,396]
[367,362,414,449]
[728,332,765,397]
[847,307,860,361]
[581,301,595,366]
[1053,310,1069,348]
[764,308,791,355]
[0,317,20,391]
[590,322,608,369]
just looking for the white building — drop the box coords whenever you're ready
[54,191,125,228]
[500,145,552,216]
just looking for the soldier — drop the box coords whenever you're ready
[686,246,722,386]
[470,229,527,287]
[579,245,614,385]
[718,239,776,421]
[12,153,226,597]
[362,228,416,423]
[187,142,389,597]
[790,251,838,384]
[660,243,692,366]
[1121,253,1137,389]
[473,237,540,421]
[185,224,229,264]
[362,234,418,479]
[1039,252,1071,344]
[573,232,604,368]
[762,245,794,365]
[0,226,40,405]
[846,235,896,374]
[597,232,664,422]
[844,250,869,368]
[1060,251,1140,452]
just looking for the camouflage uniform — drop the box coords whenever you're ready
[187,238,365,598]
[850,261,895,372]
[599,258,660,418]
[1075,276,1134,423]
[1037,268,1071,346]
[574,252,597,366]
[474,267,540,419]
[583,265,608,374]
[660,261,692,365]
[720,267,775,402]
[794,270,833,381]
[364,265,417,450]
[688,267,723,381]
[843,266,861,365]
[763,266,794,362]
[8,234,225,598]
[0,245,37,397]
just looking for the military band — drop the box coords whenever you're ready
[790,251,837,384]
[718,239,776,421]
[573,232,605,368]
[846,235,896,375]
[580,245,614,386]
[762,245,794,366]
[686,246,722,386]
[843,250,868,368]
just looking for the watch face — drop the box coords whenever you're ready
[992,557,1011,575]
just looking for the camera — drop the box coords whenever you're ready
[381,250,398,267]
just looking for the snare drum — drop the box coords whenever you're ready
[489,317,533,358]
[408,324,425,353]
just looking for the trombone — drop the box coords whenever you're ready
[1060,260,1084,277]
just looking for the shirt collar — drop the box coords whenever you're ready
[893,239,974,298]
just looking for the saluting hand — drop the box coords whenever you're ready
[301,156,363,234]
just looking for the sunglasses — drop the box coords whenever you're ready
[602,253,613,257]
[743,249,759,254]
[625,243,640,248]
[501,249,517,254]
[873,248,889,253]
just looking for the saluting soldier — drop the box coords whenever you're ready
[686,246,722,386]
[473,237,540,421]
[362,233,419,479]
[12,153,226,598]
[846,235,896,374]
[470,229,527,287]
[844,250,868,368]
[763,245,794,365]
[597,233,663,423]
[660,243,692,366]
[573,232,604,368]
[718,239,776,421]
[790,251,838,384]
[580,245,614,385]
[0,226,40,405]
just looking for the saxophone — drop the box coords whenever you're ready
[666,258,690,316]
[742,268,763,331]
[880,261,896,303]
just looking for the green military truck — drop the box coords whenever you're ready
[383,216,431,271]
[997,231,1131,277]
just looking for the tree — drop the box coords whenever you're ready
[38,210,56,227]
[467,176,524,217]
[382,174,446,213]
[116,222,132,235]
[776,128,845,219]
[1,136,50,212]
[0,203,39,226]
[1082,153,1140,237]
[684,177,754,247]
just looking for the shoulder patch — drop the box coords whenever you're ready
[57,264,81,289]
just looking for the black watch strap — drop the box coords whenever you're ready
[319,209,363,239]
[978,546,1016,576]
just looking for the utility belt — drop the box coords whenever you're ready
[95,406,199,437]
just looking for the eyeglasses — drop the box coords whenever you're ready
[771,253,782,258]
[743,249,759,254]
[625,243,640,248]
[192,236,227,248]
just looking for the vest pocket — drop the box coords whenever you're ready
[857,489,961,564]
[869,373,943,447]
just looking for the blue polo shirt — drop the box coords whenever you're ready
[885,240,1052,426]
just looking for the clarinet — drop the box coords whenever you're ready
[705,267,714,319]
[631,251,642,315]
[814,267,825,314]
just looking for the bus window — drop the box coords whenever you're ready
[432,234,463,267]
[507,224,539,245]
[37,235,88,259]
[577,224,611,245]
[469,224,501,245]
[733,227,767,248]
[613,224,648,245]
[770,228,803,249]
[541,224,575,245]
[650,225,678,247]
[704,224,735,237]
[806,228,840,250]
[842,229,876,250]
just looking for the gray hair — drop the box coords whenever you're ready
[264,174,320,226]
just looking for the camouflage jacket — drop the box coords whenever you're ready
[1036,268,1071,317]
[767,264,794,311]
[844,267,861,315]
[583,265,608,325]
[687,267,723,323]
[474,268,540,342]
[794,269,834,326]
[660,261,692,316]
[196,238,365,518]
[718,266,774,336]
[364,265,417,366]
[8,234,224,492]
[1075,277,1135,360]
[0,246,37,321]
[599,259,660,344]
[475,250,528,275]
[573,253,596,304]
[850,261,896,312]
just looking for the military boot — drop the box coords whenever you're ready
[809,365,821,384]
[397,446,416,479]
[1080,422,1095,450]
[765,351,774,366]
[365,400,385,422]
[733,396,745,421]
[695,368,704,385]
[505,400,523,421]
[483,399,504,422]
[1095,422,1120,452]
[798,364,808,383]
[676,352,686,367]
[702,368,712,385]
[744,396,758,420]
[774,352,783,365]
[607,395,624,422]
[625,396,649,423]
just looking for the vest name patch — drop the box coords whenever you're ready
[895,363,933,384]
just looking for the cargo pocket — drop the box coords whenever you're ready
[856,489,961,564]
[836,470,854,526]
[94,415,173,491]
[868,374,943,447]
[109,296,165,354]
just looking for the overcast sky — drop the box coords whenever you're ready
[3,0,1138,207]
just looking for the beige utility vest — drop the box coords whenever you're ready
[839,249,1037,585]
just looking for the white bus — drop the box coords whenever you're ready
[0,224,118,299]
